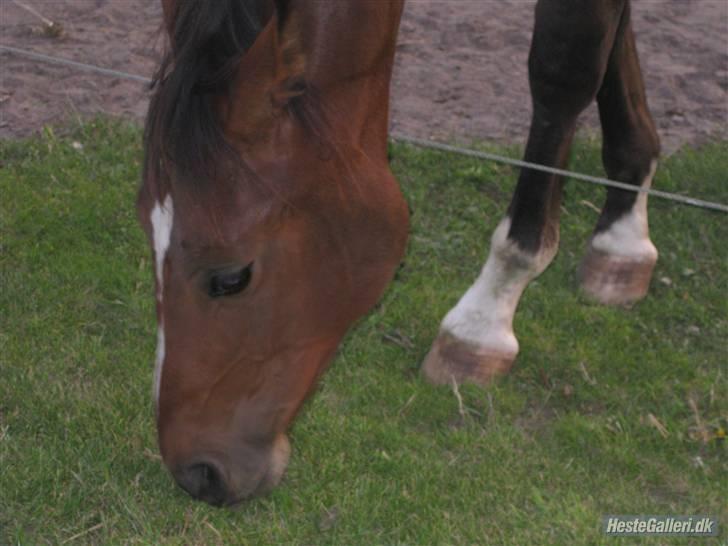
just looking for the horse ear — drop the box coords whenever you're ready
[270,7,307,109]
[220,7,307,144]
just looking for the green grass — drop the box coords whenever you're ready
[1,120,726,545]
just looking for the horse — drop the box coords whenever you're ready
[137,0,659,506]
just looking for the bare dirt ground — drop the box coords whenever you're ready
[1,0,726,154]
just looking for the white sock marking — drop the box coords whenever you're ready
[440,218,557,356]
[591,160,658,260]
[150,194,174,406]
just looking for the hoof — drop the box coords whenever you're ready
[421,333,515,387]
[578,246,656,306]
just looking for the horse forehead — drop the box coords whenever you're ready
[170,189,280,247]
[162,151,323,247]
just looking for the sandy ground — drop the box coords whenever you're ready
[1,0,726,153]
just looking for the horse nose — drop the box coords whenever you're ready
[174,460,230,506]
[165,435,290,505]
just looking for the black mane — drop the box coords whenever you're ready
[143,0,273,189]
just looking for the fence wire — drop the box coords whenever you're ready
[1,43,726,214]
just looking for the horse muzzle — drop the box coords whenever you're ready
[170,434,291,506]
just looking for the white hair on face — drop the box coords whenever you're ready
[153,326,166,407]
[150,194,174,406]
[151,194,174,298]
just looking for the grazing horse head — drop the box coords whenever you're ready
[137,0,408,505]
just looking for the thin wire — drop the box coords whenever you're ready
[389,134,728,214]
[0,44,152,84]
[1,43,726,214]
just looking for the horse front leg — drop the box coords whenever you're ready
[422,0,621,386]
[421,118,571,386]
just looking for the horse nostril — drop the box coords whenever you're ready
[176,460,228,506]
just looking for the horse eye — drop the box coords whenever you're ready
[208,263,253,298]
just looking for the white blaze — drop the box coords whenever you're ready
[153,326,166,406]
[151,194,174,298]
[150,194,174,406]
[440,218,557,356]
[591,160,658,260]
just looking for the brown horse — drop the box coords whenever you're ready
[137,0,659,505]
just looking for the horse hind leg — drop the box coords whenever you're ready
[423,0,619,386]
[579,5,660,306]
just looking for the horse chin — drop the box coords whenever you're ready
[264,433,291,491]
[227,433,291,507]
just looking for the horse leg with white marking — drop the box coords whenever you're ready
[423,0,635,386]
[580,4,660,305]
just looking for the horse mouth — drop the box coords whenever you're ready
[225,433,292,507]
